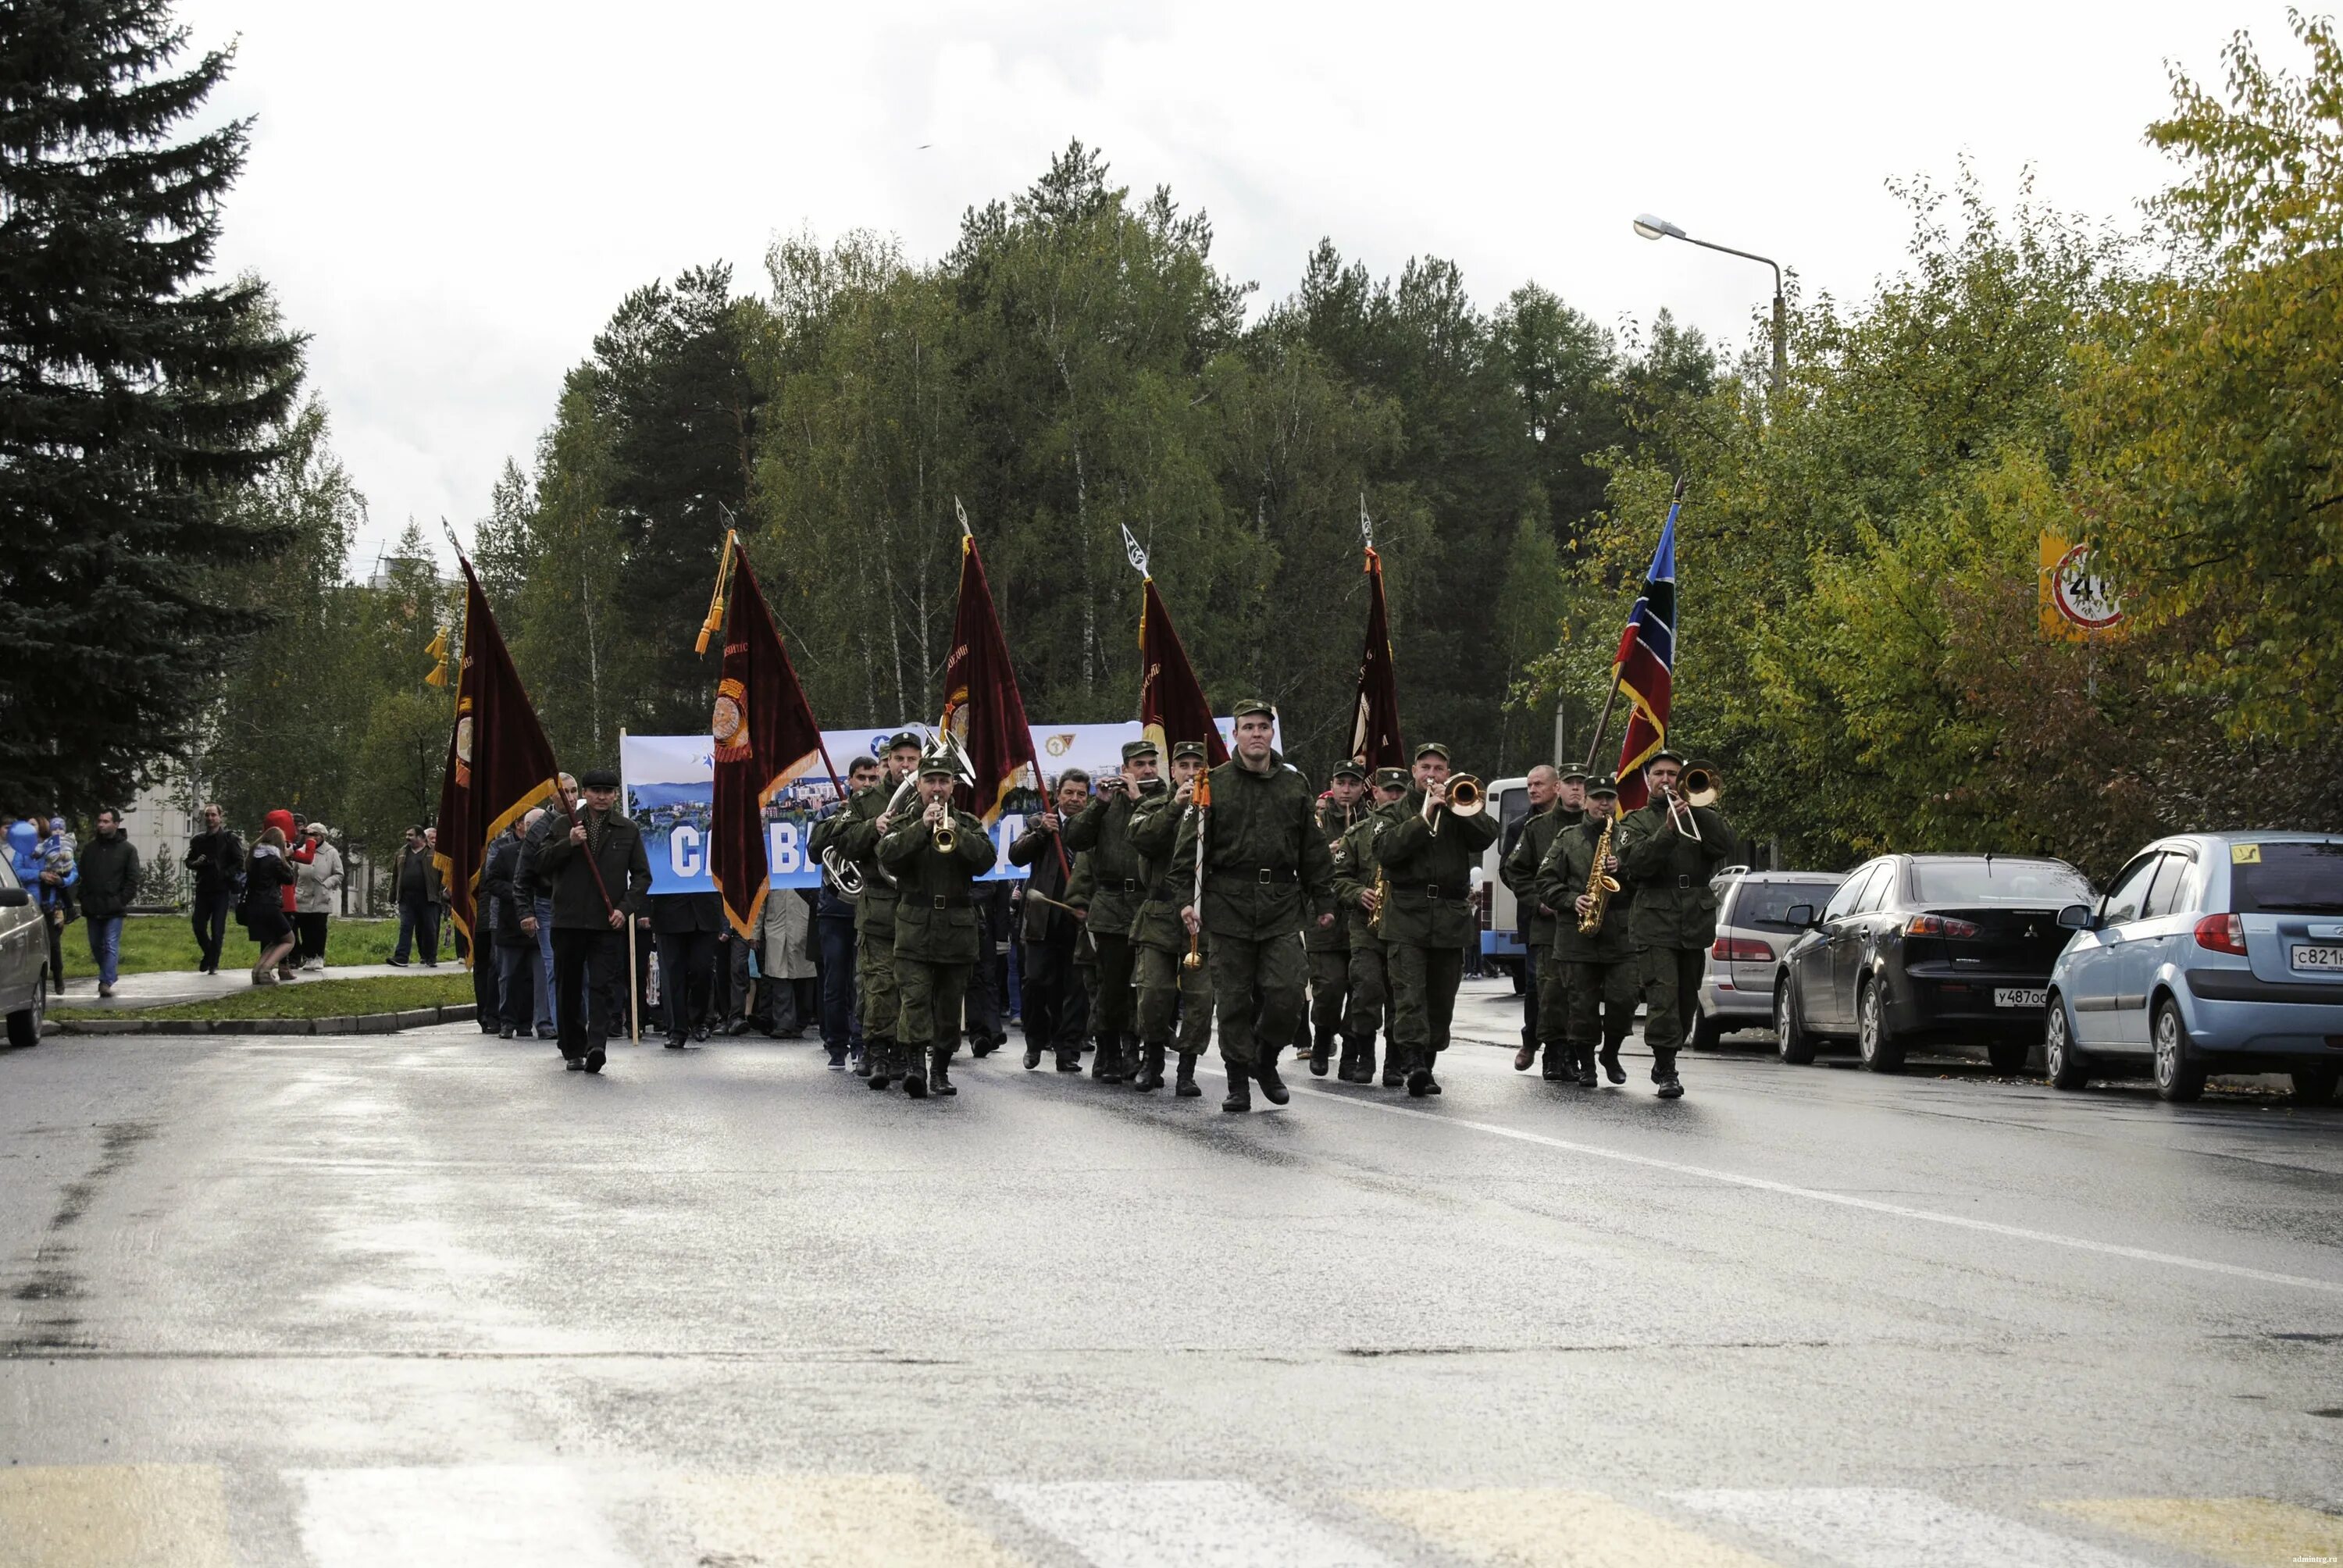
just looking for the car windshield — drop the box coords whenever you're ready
[2230,841,2343,914]
[1738,880,1841,928]
[1908,858,2090,904]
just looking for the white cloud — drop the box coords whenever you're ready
[180,0,2288,565]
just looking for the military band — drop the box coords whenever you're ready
[813,729,923,1089]
[1614,749,1733,1099]
[1536,773,1635,1087]
[1304,761,1368,1074]
[1501,763,1583,1078]
[1371,742,1500,1096]
[875,753,1000,1098]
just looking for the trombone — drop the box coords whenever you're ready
[1424,774,1485,837]
[1666,763,1720,842]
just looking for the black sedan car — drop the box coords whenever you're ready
[1773,853,2094,1073]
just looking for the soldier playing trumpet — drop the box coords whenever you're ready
[1371,743,1499,1097]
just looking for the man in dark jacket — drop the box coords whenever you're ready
[183,803,242,976]
[808,756,876,1067]
[1064,741,1159,1083]
[1501,764,1584,1078]
[1374,743,1501,1097]
[1614,749,1734,1099]
[1009,768,1088,1071]
[1171,700,1337,1114]
[534,769,652,1073]
[77,808,141,997]
[648,889,726,1048]
[481,814,542,1040]
[389,826,443,967]
[876,753,1000,1098]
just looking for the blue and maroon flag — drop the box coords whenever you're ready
[1610,498,1679,812]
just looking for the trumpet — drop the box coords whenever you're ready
[1425,774,1485,837]
[928,798,958,854]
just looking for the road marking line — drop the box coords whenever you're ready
[1357,1486,1779,1566]
[2045,1497,2343,1566]
[1271,1074,2343,1294]
[995,1479,1396,1567]
[663,1472,1026,1566]
[291,1465,632,1568]
[0,1464,232,1568]
[1671,1488,2150,1567]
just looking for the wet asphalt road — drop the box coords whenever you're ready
[2,978,2341,1565]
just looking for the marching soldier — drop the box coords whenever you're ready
[1330,766,1409,1084]
[1009,768,1089,1072]
[1614,749,1733,1099]
[1500,764,1583,1079]
[1371,742,1500,1096]
[1127,741,1213,1096]
[817,729,922,1089]
[1536,775,1635,1087]
[1172,700,1337,1114]
[1303,761,1368,1075]
[1065,741,1160,1084]
[876,753,999,1098]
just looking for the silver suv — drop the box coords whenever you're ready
[1693,869,1846,1048]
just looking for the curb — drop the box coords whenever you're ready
[46,1003,478,1039]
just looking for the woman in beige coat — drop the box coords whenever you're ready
[754,887,818,1036]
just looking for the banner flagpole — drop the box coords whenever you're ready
[619,725,639,1046]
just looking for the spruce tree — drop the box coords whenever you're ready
[0,0,303,815]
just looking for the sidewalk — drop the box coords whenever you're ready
[57,962,440,1011]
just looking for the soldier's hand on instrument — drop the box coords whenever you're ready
[1175,779,1194,806]
[1180,904,1200,935]
[1318,912,1335,929]
[1360,889,1381,914]
[1603,854,1619,873]
[1575,894,1595,918]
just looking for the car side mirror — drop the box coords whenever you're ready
[1784,903,1817,929]
[2056,903,2095,931]
[0,887,27,907]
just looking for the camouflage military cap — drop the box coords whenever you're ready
[1584,774,1621,797]
[1329,759,1368,782]
[1412,742,1451,763]
[918,756,961,779]
[1558,765,1590,784]
[884,730,923,753]
[1171,741,1208,761]
[1373,768,1410,790]
[1230,698,1277,720]
[1646,747,1688,769]
[1120,739,1160,762]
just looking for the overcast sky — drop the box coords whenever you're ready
[177,0,2293,568]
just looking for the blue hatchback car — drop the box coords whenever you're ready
[2043,832,2343,1103]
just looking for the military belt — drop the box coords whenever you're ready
[1673,875,1696,889]
[1114,878,1141,894]
[922,893,973,910]
[1390,882,1461,901]
[1211,866,1300,885]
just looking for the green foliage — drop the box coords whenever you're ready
[0,0,305,815]
[52,969,468,1020]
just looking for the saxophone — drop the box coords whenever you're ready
[1577,816,1623,935]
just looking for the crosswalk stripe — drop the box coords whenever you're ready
[291,1466,632,1568]
[662,1472,1027,1566]
[1357,1486,1781,1567]
[2045,1498,2343,1566]
[1671,1488,2151,1568]
[0,1464,232,1568]
[995,1480,1396,1567]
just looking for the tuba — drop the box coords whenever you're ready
[821,846,865,898]
[1425,774,1484,837]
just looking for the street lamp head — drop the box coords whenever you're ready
[1633,213,1685,242]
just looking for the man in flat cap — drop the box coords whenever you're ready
[1614,748,1734,1099]
[1064,738,1161,1084]
[1330,765,1410,1084]
[535,768,651,1074]
[1536,774,1635,1087]
[1128,738,1214,1096]
[1172,700,1336,1112]
[1373,742,1500,1096]
[815,730,924,1087]
[1502,764,1585,1078]
[1303,760,1369,1075]
[877,753,999,1099]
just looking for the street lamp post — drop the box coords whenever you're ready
[1634,213,1787,400]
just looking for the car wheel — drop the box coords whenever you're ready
[1986,1040,2031,1074]
[1856,978,1904,1074]
[2289,1065,2340,1106]
[1689,1007,1724,1051]
[2044,996,2090,1091]
[6,968,45,1048]
[2152,999,2206,1103]
[1775,977,1816,1065]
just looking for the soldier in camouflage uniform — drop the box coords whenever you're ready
[1065,740,1160,1084]
[1614,749,1733,1099]
[876,753,1000,1099]
[1303,761,1368,1075]
[1128,741,1214,1097]
[1330,766,1409,1084]
[1535,775,1635,1088]
[814,730,923,1089]
[1172,700,1337,1114]
[1500,764,1583,1079]
[1372,742,1500,1096]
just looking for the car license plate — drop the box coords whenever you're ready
[1995,988,2047,1009]
[2292,944,2343,972]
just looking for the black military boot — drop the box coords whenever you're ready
[1221,1064,1253,1114]
[1134,1042,1166,1092]
[1023,1037,1042,1070]
[866,1037,894,1090]
[1093,1034,1125,1084]
[1255,1049,1290,1106]
[902,1046,929,1099]
[1653,1047,1684,1099]
[929,1046,957,1096]
[1542,1044,1570,1082]
[1334,1036,1361,1083]
[851,1042,872,1078]
[1598,1043,1626,1085]
[1574,1046,1599,1089]
[1175,1051,1201,1097]
[1309,1027,1335,1077]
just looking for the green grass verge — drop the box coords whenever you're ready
[49,972,472,1022]
[59,914,416,980]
